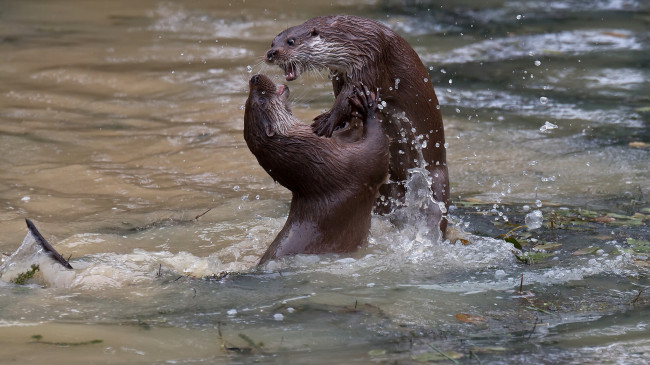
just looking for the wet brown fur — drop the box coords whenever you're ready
[266,15,450,234]
[244,74,389,265]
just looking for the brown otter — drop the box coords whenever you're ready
[265,15,450,234]
[244,74,389,265]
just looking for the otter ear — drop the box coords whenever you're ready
[310,28,319,37]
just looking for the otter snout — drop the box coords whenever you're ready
[266,49,277,63]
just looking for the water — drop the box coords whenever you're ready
[1,0,649,363]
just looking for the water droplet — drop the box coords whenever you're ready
[435,142,440,148]
[233,185,240,191]
[394,78,400,89]
[440,69,447,74]
[239,105,244,110]
[255,195,260,200]
[534,60,541,66]
[448,79,453,85]
[539,121,558,133]
[455,108,460,113]
[246,65,252,73]
[423,78,428,83]
[516,14,522,20]
[436,105,441,110]
[429,66,434,71]
[539,96,548,104]
[535,199,542,208]
[273,313,284,321]
[444,142,449,148]
[525,210,543,230]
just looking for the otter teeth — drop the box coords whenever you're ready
[283,64,298,81]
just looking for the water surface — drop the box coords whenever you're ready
[1,0,649,363]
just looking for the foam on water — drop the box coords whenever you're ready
[0,171,638,292]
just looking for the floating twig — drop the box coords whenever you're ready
[427,344,459,364]
[631,289,643,305]
[527,316,541,340]
[194,208,212,221]
[469,350,483,365]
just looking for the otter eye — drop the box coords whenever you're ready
[287,38,295,46]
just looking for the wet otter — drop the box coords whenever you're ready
[244,74,389,265]
[265,15,449,234]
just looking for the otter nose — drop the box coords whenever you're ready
[251,74,261,84]
[266,49,277,62]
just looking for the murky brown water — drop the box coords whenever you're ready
[1,0,649,363]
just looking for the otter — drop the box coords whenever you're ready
[265,15,450,234]
[244,74,389,265]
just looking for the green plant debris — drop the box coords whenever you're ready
[505,237,522,250]
[514,251,554,264]
[628,238,650,253]
[572,246,601,256]
[533,243,562,251]
[411,345,463,363]
[368,349,387,356]
[30,335,103,346]
[12,265,39,285]
[525,305,554,315]
[578,209,599,218]
[238,333,264,353]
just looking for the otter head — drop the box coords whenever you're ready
[265,16,363,81]
[244,74,296,138]
[265,26,322,81]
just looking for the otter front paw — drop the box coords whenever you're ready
[348,85,377,122]
[311,112,335,137]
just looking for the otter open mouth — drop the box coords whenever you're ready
[281,63,299,81]
[276,84,290,98]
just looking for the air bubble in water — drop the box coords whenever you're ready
[539,96,548,104]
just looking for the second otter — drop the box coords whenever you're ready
[266,15,449,235]
[244,74,389,265]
